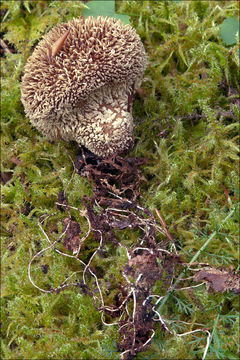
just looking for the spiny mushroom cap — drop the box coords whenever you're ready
[21,16,147,157]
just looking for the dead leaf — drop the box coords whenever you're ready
[194,267,240,294]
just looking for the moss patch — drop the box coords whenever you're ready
[1,1,239,359]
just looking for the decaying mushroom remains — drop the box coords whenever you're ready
[21,16,147,157]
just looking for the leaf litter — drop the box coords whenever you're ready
[28,149,240,360]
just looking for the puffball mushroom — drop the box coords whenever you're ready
[21,16,147,157]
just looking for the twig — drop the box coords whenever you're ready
[174,282,205,291]
[155,208,175,244]
[0,39,11,53]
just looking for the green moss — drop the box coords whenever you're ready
[1,1,239,359]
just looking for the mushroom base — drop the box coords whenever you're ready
[29,83,136,157]
[73,83,135,157]
[76,110,134,157]
[76,84,135,157]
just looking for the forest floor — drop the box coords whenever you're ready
[1,1,239,359]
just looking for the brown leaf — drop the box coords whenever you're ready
[194,267,240,294]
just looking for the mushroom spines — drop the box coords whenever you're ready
[21,16,147,116]
[21,16,147,157]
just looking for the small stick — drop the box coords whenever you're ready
[222,185,230,204]
[0,39,11,53]
[155,208,174,243]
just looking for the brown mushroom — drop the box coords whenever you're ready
[21,16,147,157]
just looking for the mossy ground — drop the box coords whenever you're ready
[1,1,239,359]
